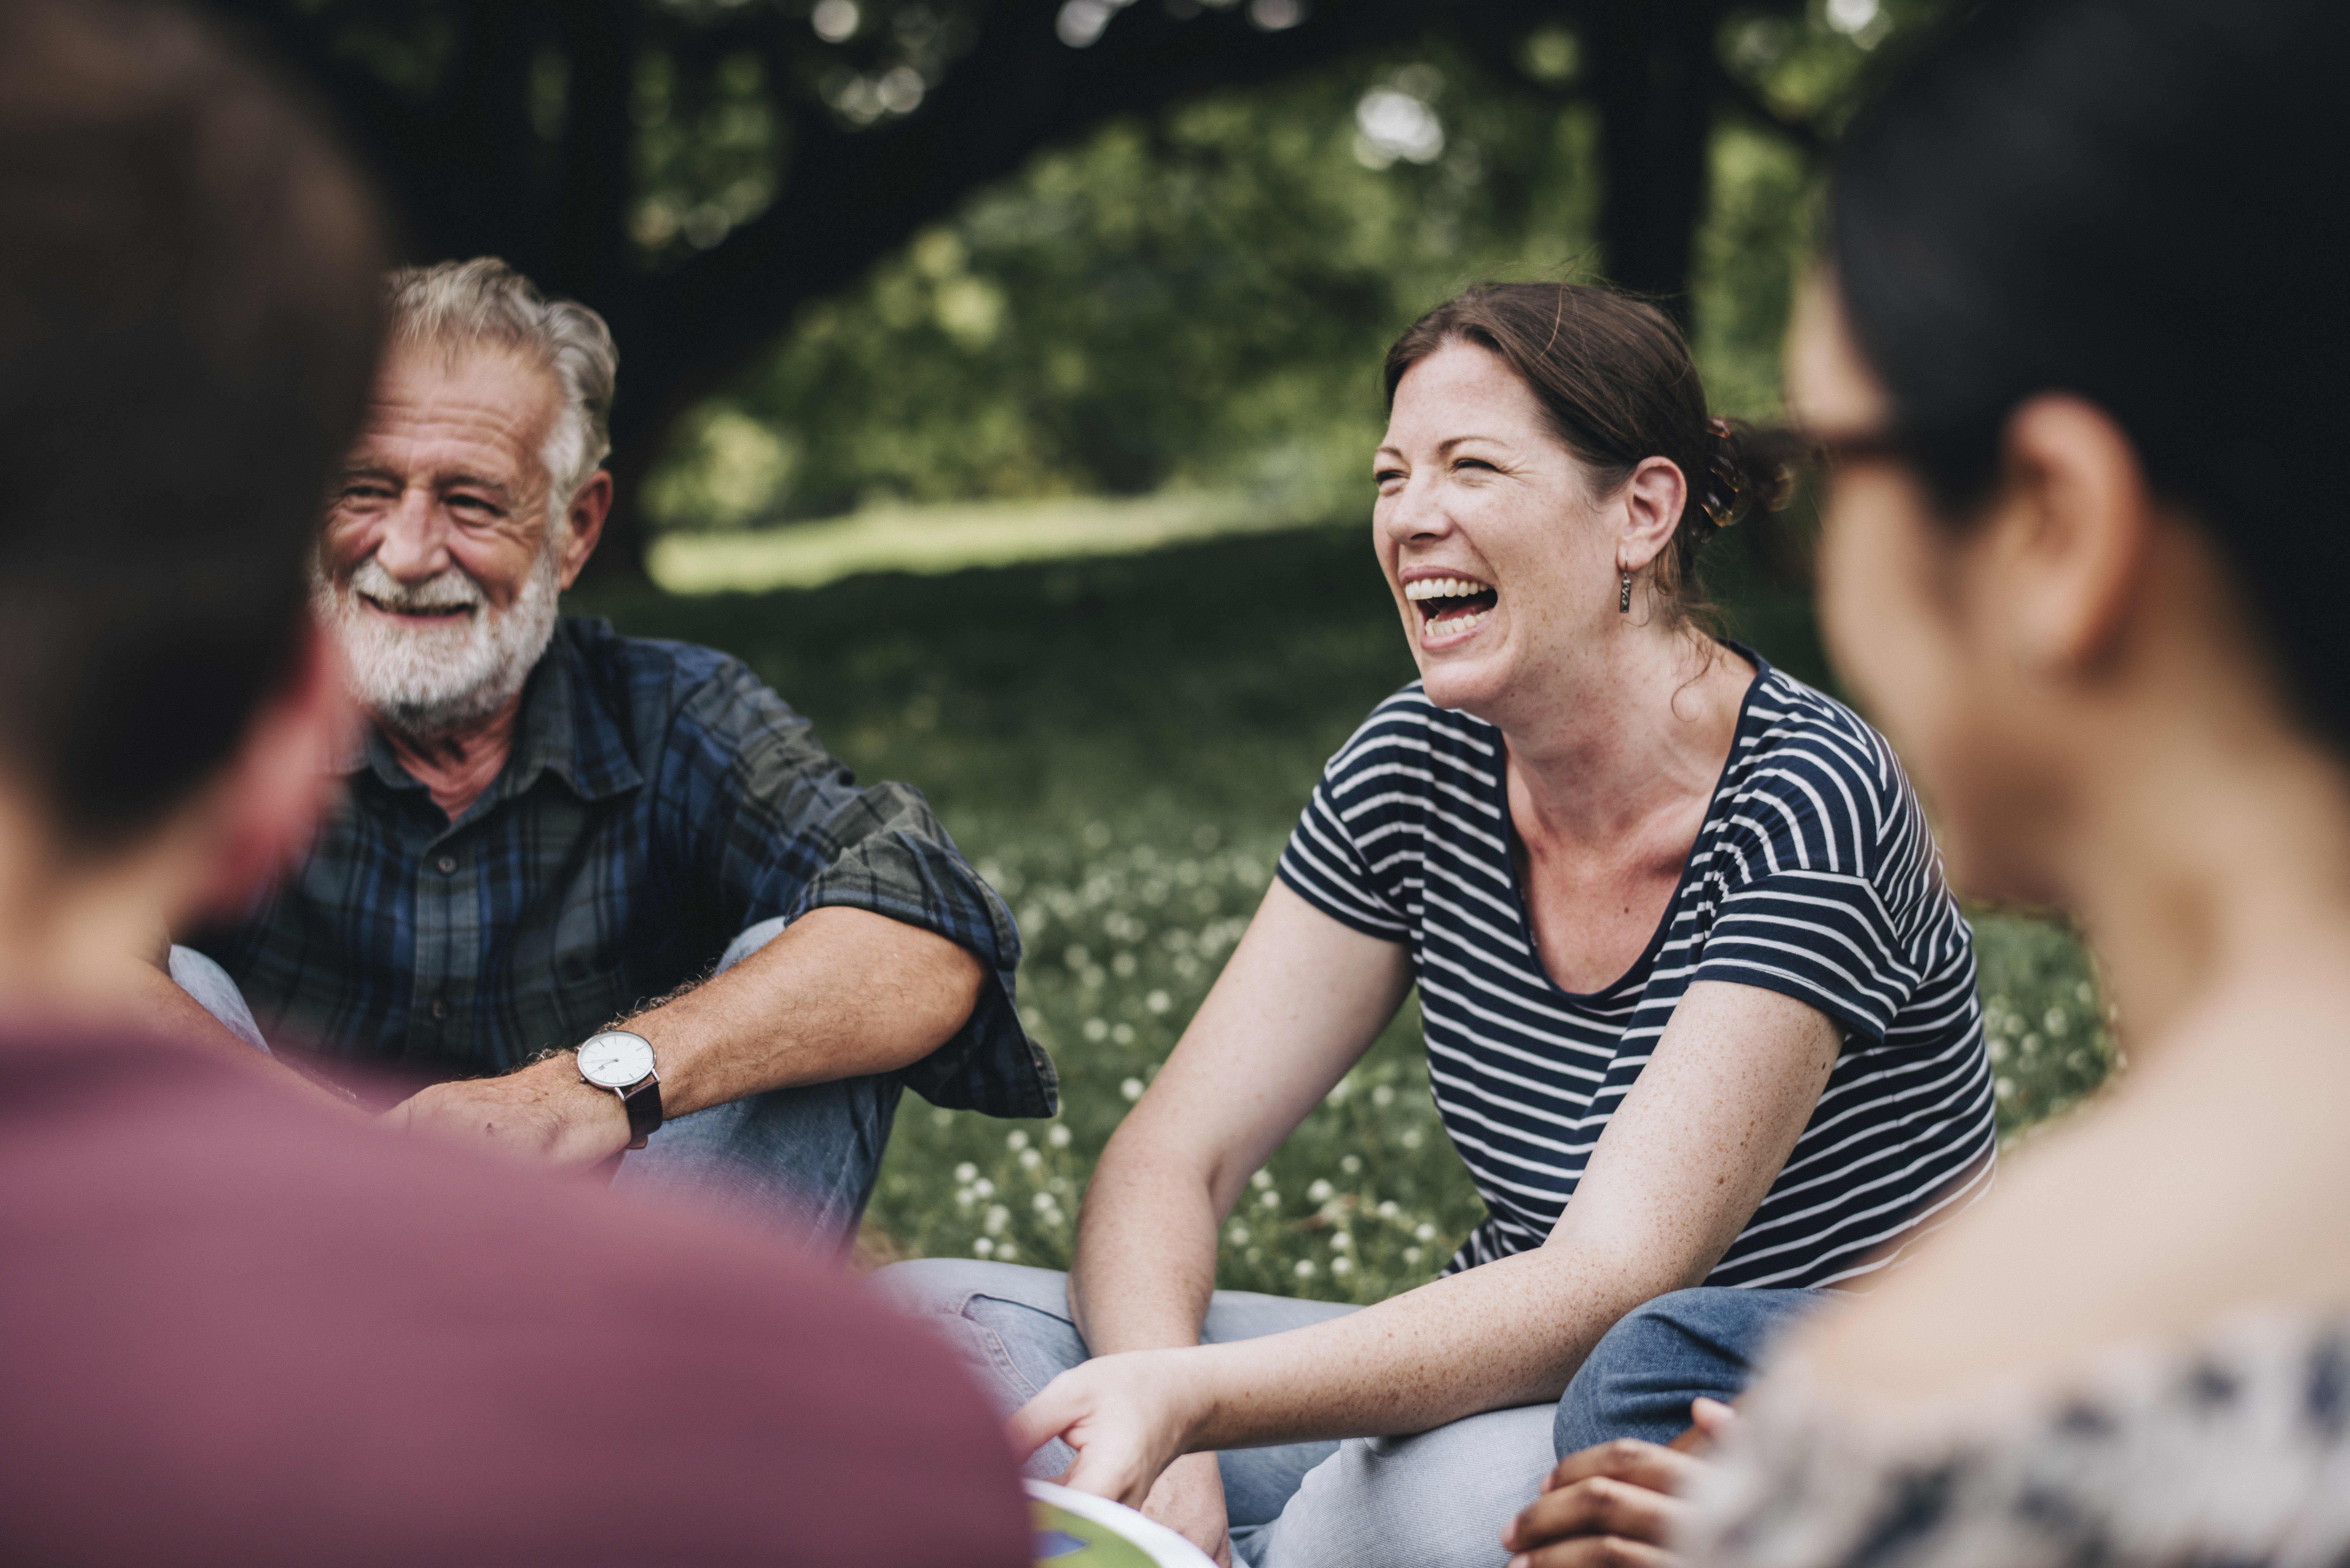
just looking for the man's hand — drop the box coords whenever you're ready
[381,1053,630,1168]
[1500,1400,1736,1568]
[1135,1451,1233,1568]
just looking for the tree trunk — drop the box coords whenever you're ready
[1586,0,1731,323]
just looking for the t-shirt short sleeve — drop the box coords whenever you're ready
[1275,697,1429,943]
[1691,712,1948,1046]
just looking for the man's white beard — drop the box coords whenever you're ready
[312,546,562,739]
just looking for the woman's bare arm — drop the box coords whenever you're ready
[1014,979,1842,1506]
[1063,878,1414,1560]
[1070,877,1416,1353]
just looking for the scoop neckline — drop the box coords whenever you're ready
[1494,642,1769,1004]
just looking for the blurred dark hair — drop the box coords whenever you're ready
[0,0,383,851]
[1383,282,1793,635]
[1829,0,2350,739]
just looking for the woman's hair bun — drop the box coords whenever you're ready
[1699,416,1798,530]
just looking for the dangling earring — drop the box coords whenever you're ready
[1618,570,1631,614]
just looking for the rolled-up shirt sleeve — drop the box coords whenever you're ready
[656,658,1057,1119]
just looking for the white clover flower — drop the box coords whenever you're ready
[1415,1223,1436,1242]
[1331,1231,1353,1251]
[1258,1189,1280,1210]
[1404,1247,1422,1266]
[1120,1077,1144,1101]
[1372,1085,1395,1107]
[973,1236,994,1257]
[1294,1260,1316,1279]
[1145,990,1171,1014]
[1340,1154,1362,1175]
[1019,1148,1042,1171]
[997,1242,1018,1262]
[954,1162,978,1184]
[1331,1256,1353,1276]
[1227,1224,1251,1245]
[1006,1130,1029,1151]
[1085,1018,1110,1041]
[1400,1128,1422,1149]
[1377,1200,1400,1219]
[985,1205,1011,1234]
[1307,1179,1334,1203]
[1033,1192,1057,1214]
[1047,1125,1071,1148]
[972,1178,995,1199]
[1250,1170,1273,1189]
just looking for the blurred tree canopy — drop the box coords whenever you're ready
[214,0,1944,571]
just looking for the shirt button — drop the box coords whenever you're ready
[435,854,457,874]
[430,998,447,1021]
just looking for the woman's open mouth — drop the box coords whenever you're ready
[1404,575,1498,640]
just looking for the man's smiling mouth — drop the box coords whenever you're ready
[359,592,474,621]
[1405,575,1498,636]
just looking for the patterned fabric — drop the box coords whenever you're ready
[191,616,1056,1117]
[1276,649,1994,1282]
[1682,1309,2350,1568]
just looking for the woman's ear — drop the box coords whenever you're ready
[1616,456,1691,575]
[183,620,357,920]
[1988,395,2155,681]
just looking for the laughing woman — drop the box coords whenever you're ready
[879,285,1994,1568]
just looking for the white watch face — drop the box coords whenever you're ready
[577,1030,655,1088]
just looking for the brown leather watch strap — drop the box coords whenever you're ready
[618,1074,663,1150]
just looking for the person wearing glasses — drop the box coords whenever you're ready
[1503,2,2350,1565]
[884,281,1997,1567]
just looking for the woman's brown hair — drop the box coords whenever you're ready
[1383,282,1790,634]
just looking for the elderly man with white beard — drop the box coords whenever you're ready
[167,258,1054,1244]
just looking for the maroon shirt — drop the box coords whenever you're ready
[0,1025,1031,1567]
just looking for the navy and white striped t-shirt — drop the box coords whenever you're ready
[1277,652,1997,1286]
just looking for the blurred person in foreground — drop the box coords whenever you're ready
[156,253,1055,1250]
[882,278,1998,1567]
[1503,1,2350,1565]
[0,3,1029,1562]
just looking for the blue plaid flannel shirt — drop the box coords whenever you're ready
[192,616,1056,1117]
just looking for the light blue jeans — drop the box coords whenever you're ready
[874,1259,1554,1568]
[873,1262,1828,1568]
[170,916,897,1255]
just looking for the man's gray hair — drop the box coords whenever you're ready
[382,258,617,530]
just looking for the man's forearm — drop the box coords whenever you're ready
[625,904,984,1119]
[122,957,363,1117]
[385,905,985,1167]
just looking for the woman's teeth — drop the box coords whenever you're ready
[1405,575,1496,639]
[1404,576,1490,601]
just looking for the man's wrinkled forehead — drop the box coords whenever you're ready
[349,337,561,479]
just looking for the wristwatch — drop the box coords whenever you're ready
[576,1029,663,1149]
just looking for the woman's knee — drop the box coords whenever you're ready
[1255,1404,1554,1568]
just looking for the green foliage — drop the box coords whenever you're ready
[631,0,1973,532]
[654,49,1610,524]
[577,520,2108,1300]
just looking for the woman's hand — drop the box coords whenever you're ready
[1007,1347,1208,1511]
[1500,1399,1735,1568]
[1139,1453,1235,1568]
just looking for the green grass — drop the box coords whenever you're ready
[576,518,2107,1300]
